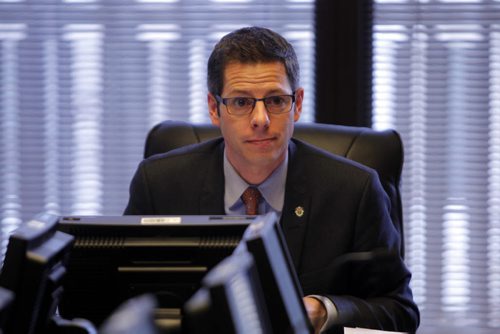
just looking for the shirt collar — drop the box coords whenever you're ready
[223,150,288,213]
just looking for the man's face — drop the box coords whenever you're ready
[208,61,303,177]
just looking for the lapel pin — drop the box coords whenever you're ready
[294,206,304,218]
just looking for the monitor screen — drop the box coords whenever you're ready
[0,213,74,334]
[184,251,272,334]
[240,212,312,334]
[57,215,253,329]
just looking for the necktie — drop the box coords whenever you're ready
[241,187,261,215]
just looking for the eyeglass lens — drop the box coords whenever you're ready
[225,95,293,115]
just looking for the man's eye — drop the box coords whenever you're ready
[267,96,285,106]
[232,98,252,107]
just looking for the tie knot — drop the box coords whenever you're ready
[241,187,261,215]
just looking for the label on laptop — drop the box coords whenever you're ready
[140,217,182,225]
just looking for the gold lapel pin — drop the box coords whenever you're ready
[294,206,304,218]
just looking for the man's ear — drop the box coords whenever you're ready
[293,88,304,122]
[207,93,220,126]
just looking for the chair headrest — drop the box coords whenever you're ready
[145,120,403,186]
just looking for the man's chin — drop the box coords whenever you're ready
[246,151,285,167]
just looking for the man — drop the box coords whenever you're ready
[125,27,419,333]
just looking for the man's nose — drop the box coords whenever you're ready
[250,100,270,128]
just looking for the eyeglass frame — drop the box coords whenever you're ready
[214,92,296,116]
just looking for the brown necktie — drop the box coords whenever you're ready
[241,187,261,215]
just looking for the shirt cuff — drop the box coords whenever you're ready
[307,294,338,333]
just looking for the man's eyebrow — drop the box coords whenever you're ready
[224,89,252,96]
[265,89,290,95]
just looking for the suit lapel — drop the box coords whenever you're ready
[281,140,311,272]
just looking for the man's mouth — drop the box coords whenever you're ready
[246,137,276,144]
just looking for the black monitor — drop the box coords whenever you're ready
[0,213,75,334]
[240,212,312,334]
[184,251,272,334]
[0,286,14,332]
[56,215,253,329]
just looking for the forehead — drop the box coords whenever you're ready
[222,61,291,94]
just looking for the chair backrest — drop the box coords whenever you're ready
[144,120,405,256]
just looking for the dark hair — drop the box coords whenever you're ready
[207,26,300,96]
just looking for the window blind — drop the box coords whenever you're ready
[372,1,500,333]
[0,0,314,257]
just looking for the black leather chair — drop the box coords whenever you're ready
[144,120,405,256]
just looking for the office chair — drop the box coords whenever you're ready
[144,120,405,257]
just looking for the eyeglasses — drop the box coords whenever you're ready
[215,93,296,116]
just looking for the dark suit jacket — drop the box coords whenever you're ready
[124,138,420,333]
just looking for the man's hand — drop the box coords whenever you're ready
[303,296,328,333]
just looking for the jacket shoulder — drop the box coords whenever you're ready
[290,138,376,177]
